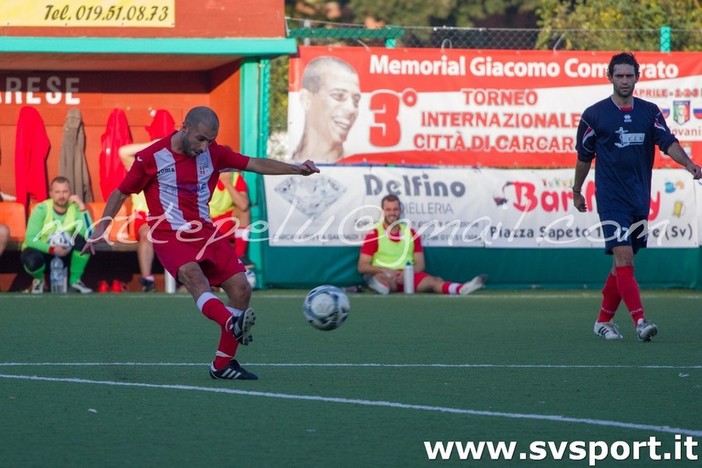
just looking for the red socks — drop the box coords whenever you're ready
[615,265,645,324]
[440,282,463,295]
[598,272,620,322]
[214,319,239,370]
[598,267,645,324]
[199,295,231,327]
[196,293,240,370]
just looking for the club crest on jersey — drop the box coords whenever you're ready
[614,127,644,148]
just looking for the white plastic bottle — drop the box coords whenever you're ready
[50,256,67,293]
[403,261,415,294]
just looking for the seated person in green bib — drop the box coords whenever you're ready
[21,176,93,294]
[358,194,487,295]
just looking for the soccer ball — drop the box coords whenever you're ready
[49,230,72,249]
[303,285,350,331]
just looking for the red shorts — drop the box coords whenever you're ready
[398,271,429,292]
[152,229,245,286]
[133,210,148,241]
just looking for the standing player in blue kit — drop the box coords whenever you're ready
[572,52,701,341]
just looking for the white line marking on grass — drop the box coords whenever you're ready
[3,292,702,300]
[0,294,195,300]
[250,363,702,369]
[264,293,702,301]
[1,372,700,438]
[251,293,702,300]
[1,362,701,369]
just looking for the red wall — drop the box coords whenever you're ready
[0,67,240,202]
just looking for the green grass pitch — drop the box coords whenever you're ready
[1,290,700,467]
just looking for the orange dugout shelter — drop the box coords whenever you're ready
[0,0,295,291]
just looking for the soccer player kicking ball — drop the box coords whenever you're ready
[82,106,319,379]
[572,52,701,341]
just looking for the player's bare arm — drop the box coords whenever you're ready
[413,252,426,274]
[68,194,87,211]
[665,141,702,179]
[118,141,157,171]
[572,159,592,212]
[357,253,395,277]
[357,253,378,275]
[245,157,319,176]
[219,173,250,210]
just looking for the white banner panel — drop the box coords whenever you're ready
[263,167,698,248]
[649,169,698,247]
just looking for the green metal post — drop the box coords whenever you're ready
[660,26,671,52]
[239,58,265,288]
[258,59,271,161]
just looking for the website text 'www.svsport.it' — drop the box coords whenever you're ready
[424,436,698,465]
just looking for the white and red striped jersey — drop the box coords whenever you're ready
[118,136,250,236]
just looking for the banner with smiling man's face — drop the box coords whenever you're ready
[286,47,702,169]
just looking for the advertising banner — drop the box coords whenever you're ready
[263,167,698,249]
[0,0,174,27]
[286,47,702,168]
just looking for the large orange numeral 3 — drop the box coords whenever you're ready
[369,92,401,147]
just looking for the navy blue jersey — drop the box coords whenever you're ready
[575,97,677,215]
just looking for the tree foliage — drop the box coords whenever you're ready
[349,0,541,27]
[268,56,290,136]
[536,0,702,50]
[286,0,540,27]
[348,0,466,26]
